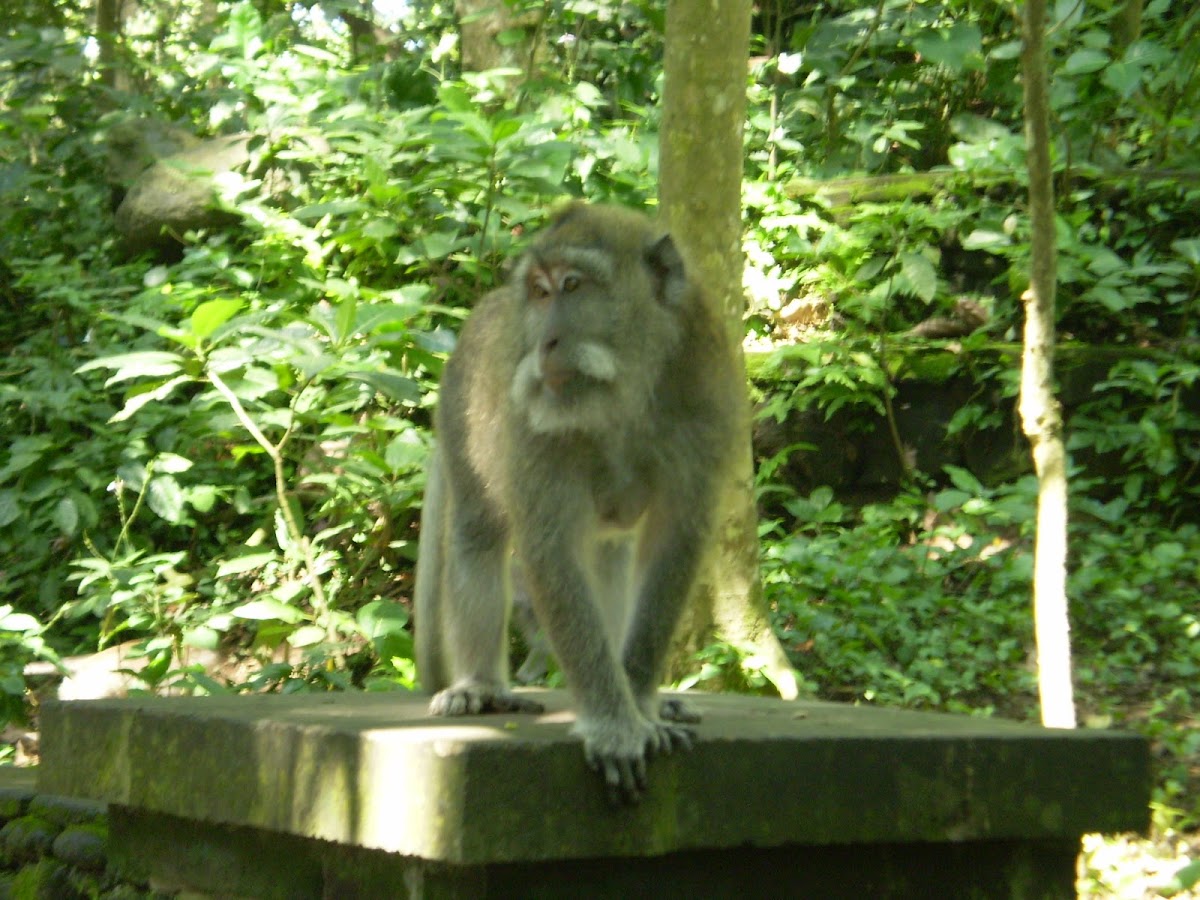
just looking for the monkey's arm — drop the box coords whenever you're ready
[519,526,692,802]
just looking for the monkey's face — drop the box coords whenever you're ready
[509,243,678,435]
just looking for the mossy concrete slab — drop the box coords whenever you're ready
[38,691,1148,866]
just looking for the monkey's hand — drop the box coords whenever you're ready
[576,715,695,804]
[429,681,545,717]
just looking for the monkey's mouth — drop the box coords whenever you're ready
[512,347,620,428]
[539,370,606,404]
[541,342,618,395]
[540,367,573,395]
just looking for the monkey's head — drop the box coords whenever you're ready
[509,202,693,435]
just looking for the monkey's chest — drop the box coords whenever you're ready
[591,461,654,531]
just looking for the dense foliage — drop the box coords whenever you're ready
[1,0,1198,875]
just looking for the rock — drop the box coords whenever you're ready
[28,796,105,828]
[0,770,35,822]
[110,126,330,259]
[52,825,107,872]
[104,118,200,193]
[0,816,58,864]
[114,134,253,258]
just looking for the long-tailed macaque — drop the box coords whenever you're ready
[414,202,740,801]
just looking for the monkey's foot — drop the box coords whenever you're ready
[428,681,545,717]
[659,697,702,724]
[576,715,695,805]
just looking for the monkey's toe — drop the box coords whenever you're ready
[428,683,543,717]
[659,697,701,724]
[491,693,545,714]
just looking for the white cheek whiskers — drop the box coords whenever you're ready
[510,343,622,434]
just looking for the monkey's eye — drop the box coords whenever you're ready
[529,274,554,302]
[560,272,581,294]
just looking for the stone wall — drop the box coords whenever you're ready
[0,768,168,900]
[35,691,1150,899]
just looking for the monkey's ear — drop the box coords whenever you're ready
[645,234,688,307]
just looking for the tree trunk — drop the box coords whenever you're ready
[95,0,124,90]
[1020,0,1077,729]
[659,0,800,700]
[455,0,547,86]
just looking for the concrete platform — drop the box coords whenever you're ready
[37,690,1150,898]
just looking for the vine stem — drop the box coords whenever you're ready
[208,368,331,631]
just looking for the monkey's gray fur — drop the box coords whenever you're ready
[414,201,741,801]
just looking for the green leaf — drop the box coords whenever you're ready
[181,671,230,694]
[230,598,307,623]
[357,304,421,336]
[109,375,192,424]
[182,626,223,650]
[363,219,399,242]
[899,252,938,302]
[1171,237,1200,266]
[53,497,79,536]
[1168,859,1200,892]
[495,27,526,47]
[385,432,426,472]
[187,484,218,513]
[1101,60,1143,97]
[420,231,463,260]
[912,23,983,72]
[289,625,328,647]
[347,370,421,403]
[961,229,1011,252]
[491,117,522,143]
[147,476,186,523]
[76,351,185,384]
[357,600,410,637]
[154,453,193,474]
[190,299,243,340]
[1061,48,1109,76]
[216,552,277,577]
[0,491,19,528]
[292,199,368,220]
[335,296,358,344]
[0,606,41,632]
[988,40,1022,61]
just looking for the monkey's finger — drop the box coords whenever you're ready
[614,756,646,804]
[631,754,648,792]
[587,751,645,804]
[667,725,695,753]
[606,775,639,807]
[651,723,695,755]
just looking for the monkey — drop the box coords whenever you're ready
[414,201,741,802]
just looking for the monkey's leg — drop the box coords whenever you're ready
[595,537,701,725]
[429,511,543,717]
[413,450,449,692]
[511,559,552,684]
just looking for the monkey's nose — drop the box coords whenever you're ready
[539,344,571,394]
